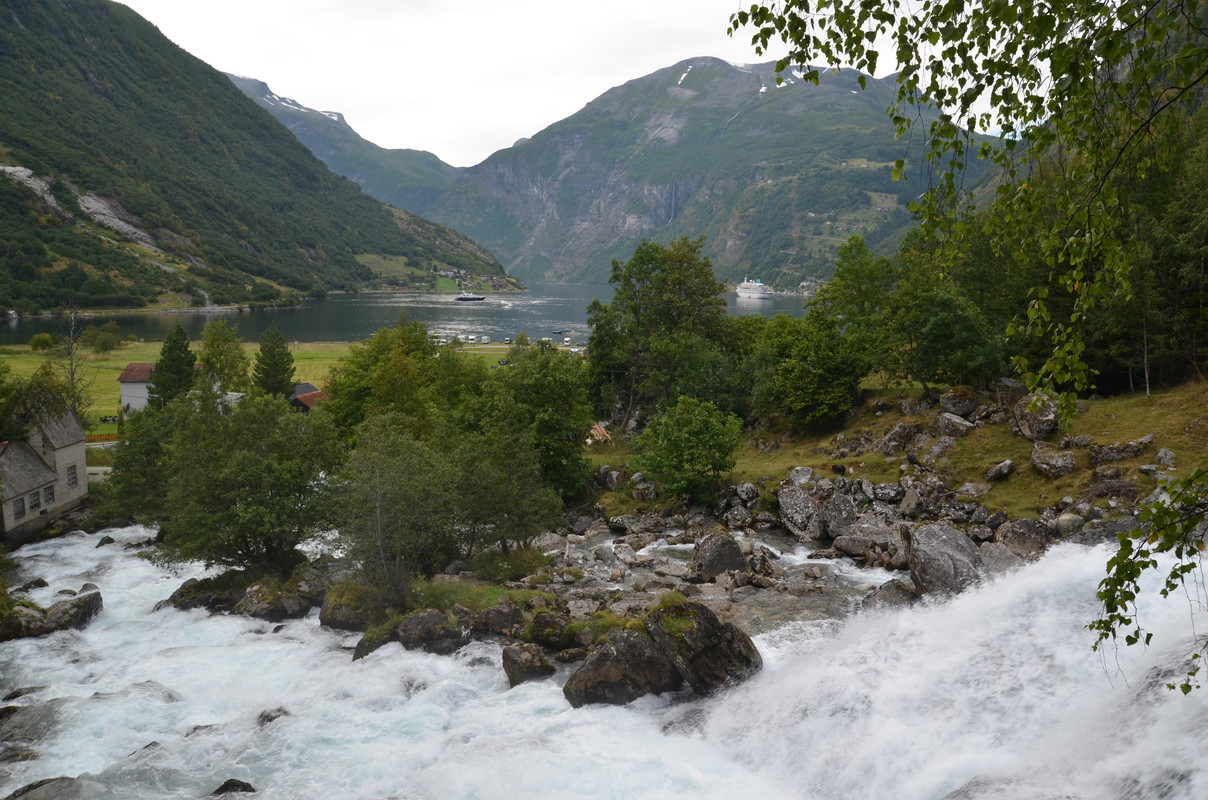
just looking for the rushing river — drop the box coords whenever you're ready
[0,285,807,346]
[2,526,1207,799]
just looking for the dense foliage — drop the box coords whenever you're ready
[730,0,1208,688]
[253,322,296,398]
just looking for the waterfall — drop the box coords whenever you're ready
[1,526,1205,799]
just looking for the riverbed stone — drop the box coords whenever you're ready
[994,518,1053,560]
[502,643,556,688]
[694,528,748,581]
[395,608,468,655]
[777,480,817,538]
[904,523,983,595]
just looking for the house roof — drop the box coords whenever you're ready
[118,362,154,382]
[37,412,85,449]
[292,390,327,409]
[0,441,57,500]
[290,383,319,402]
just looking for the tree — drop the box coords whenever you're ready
[634,396,743,503]
[750,309,868,428]
[729,0,1208,686]
[336,413,457,605]
[730,0,1208,412]
[158,392,341,574]
[253,322,296,398]
[197,320,250,393]
[495,343,594,497]
[0,361,69,441]
[147,322,195,408]
[586,237,728,421]
[52,305,95,421]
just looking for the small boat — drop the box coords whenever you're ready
[736,278,774,299]
[455,291,486,302]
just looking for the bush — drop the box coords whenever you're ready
[28,332,58,351]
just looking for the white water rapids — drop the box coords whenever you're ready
[2,525,1206,799]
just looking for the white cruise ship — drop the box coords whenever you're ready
[736,278,774,299]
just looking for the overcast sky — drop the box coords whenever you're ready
[118,1,787,167]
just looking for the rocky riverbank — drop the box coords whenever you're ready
[3,385,1189,720]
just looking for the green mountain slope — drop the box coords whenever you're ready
[0,0,505,313]
[240,56,986,288]
[226,75,462,214]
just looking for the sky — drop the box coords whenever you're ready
[118,1,788,168]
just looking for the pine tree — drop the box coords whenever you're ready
[147,322,195,408]
[253,322,296,398]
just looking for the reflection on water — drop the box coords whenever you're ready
[0,285,806,345]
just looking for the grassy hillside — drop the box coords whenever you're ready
[0,0,504,313]
[591,381,1208,522]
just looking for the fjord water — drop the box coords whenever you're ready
[0,285,806,345]
[2,526,1206,800]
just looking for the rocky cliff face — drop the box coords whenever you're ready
[424,57,938,286]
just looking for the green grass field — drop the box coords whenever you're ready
[0,340,350,424]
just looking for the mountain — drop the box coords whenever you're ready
[226,75,462,215]
[239,57,987,288]
[0,0,507,314]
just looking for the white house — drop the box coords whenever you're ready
[117,362,153,411]
[1,412,88,547]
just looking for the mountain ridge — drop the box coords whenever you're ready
[235,56,983,287]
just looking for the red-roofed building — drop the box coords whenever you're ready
[117,362,154,411]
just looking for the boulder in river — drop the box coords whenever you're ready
[643,600,762,695]
[563,628,683,708]
[693,528,748,581]
[502,643,556,688]
[904,523,983,595]
[0,590,103,641]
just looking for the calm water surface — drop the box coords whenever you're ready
[0,285,805,344]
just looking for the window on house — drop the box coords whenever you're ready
[66,464,78,488]
[28,491,40,511]
[44,485,55,505]
[13,497,25,518]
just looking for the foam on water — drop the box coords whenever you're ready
[2,528,1207,799]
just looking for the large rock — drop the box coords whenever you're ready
[154,576,246,614]
[864,578,919,608]
[873,422,915,455]
[395,609,467,655]
[1013,393,1059,441]
[1030,449,1076,478]
[644,601,762,695]
[939,387,980,418]
[777,480,817,538]
[904,523,983,594]
[502,643,555,688]
[319,591,385,632]
[232,582,311,622]
[984,459,1015,481]
[1089,433,1155,465]
[936,412,975,438]
[994,518,1053,560]
[807,492,858,541]
[563,628,683,707]
[0,591,103,641]
[694,529,748,581]
[469,602,524,636]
